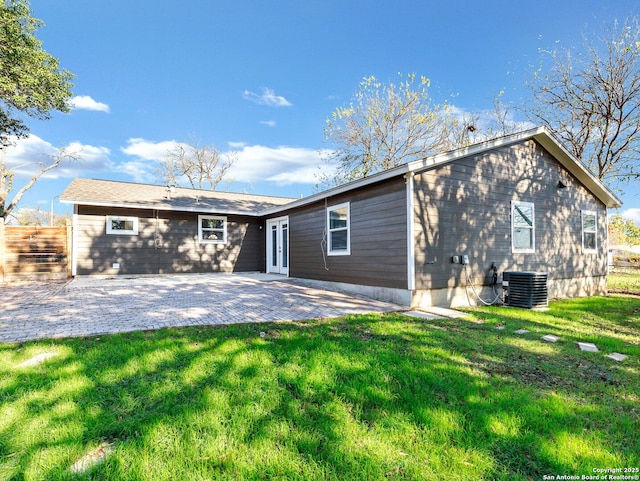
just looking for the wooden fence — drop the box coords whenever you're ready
[0,220,72,281]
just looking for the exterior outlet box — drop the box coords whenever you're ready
[461,255,469,265]
[452,255,460,264]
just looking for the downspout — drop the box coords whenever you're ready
[405,172,416,293]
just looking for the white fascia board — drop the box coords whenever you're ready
[259,165,411,216]
[260,129,553,217]
[530,130,622,209]
[59,199,262,217]
[404,126,621,209]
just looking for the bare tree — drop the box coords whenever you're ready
[159,137,236,190]
[320,74,527,187]
[321,73,459,186]
[1,147,77,221]
[11,206,47,225]
[526,18,640,184]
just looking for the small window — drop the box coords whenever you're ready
[511,201,535,253]
[198,215,227,244]
[582,210,597,252]
[327,202,350,255]
[106,216,138,235]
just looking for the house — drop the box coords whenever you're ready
[60,127,622,308]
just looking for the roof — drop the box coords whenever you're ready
[261,126,622,214]
[60,178,296,215]
[61,128,622,216]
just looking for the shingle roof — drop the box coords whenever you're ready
[60,178,296,215]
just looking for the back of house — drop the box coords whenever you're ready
[60,127,621,308]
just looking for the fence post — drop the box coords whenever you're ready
[0,218,5,283]
[66,219,72,278]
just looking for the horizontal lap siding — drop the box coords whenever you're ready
[414,140,608,290]
[287,177,408,289]
[75,206,263,275]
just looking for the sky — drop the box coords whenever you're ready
[4,0,640,222]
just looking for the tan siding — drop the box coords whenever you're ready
[413,139,609,293]
[75,206,263,275]
[286,177,408,289]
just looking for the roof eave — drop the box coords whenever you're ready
[530,129,622,208]
[60,198,263,217]
[258,164,411,216]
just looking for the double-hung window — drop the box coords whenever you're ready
[198,215,227,244]
[582,210,597,252]
[511,201,535,253]
[106,216,138,235]
[327,202,350,255]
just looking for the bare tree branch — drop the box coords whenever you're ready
[1,147,78,220]
[526,18,640,185]
[159,136,236,190]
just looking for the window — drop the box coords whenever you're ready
[327,202,350,255]
[106,216,138,235]
[511,201,535,253]
[582,210,597,252]
[198,215,227,244]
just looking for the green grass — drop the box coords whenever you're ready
[1,296,639,480]
[608,267,640,294]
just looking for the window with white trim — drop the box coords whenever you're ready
[511,201,535,253]
[582,210,597,252]
[106,216,138,235]
[327,202,350,255]
[198,215,227,244]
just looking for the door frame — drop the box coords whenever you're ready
[266,216,289,276]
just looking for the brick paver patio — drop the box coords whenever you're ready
[0,273,402,342]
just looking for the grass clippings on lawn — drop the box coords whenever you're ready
[0,296,638,481]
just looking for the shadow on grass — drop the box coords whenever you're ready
[0,296,638,480]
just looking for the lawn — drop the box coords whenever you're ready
[1,296,638,480]
[608,267,640,294]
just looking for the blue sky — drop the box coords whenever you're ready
[5,0,640,222]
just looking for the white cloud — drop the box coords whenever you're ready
[228,145,331,185]
[51,142,113,178]
[68,95,110,113]
[619,208,640,224]
[121,138,178,161]
[119,138,180,183]
[118,160,157,184]
[119,138,332,186]
[260,120,277,127]
[242,88,293,107]
[3,134,112,179]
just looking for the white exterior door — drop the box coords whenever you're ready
[266,217,289,275]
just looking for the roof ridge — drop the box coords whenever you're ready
[69,178,297,201]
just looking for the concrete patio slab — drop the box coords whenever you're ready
[577,342,599,352]
[402,310,441,320]
[542,334,559,343]
[0,273,403,343]
[607,352,628,362]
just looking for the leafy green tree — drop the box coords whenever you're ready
[0,0,74,220]
[0,0,73,145]
[527,18,640,186]
[609,214,640,246]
